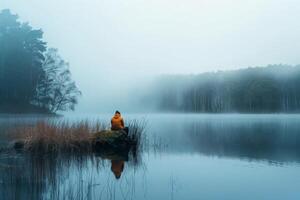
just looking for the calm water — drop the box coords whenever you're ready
[1,114,300,200]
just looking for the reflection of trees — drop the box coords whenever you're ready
[187,120,300,162]
[0,147,143,200]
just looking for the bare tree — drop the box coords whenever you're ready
[34,48,81,113]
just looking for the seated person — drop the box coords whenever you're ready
[111,110,128,134]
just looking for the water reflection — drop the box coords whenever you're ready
[184,120,300,163]
[147,114,300,163]
[0,147,141,200]
[111,160,125,179]
[1,114,300,199]
[95,148,130,180]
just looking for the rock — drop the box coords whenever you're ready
[92,130,131,150]
[13,140,25,150]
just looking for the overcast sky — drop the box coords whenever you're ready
[1,0,300,112]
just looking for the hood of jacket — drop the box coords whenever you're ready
[113,113,121,119]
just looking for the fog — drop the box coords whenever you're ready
[1,0,300,113]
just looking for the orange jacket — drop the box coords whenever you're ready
[111,113,124,130]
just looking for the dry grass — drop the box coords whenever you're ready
[13,120,105,153]
[128,119,147,150]
[12,119,146,154]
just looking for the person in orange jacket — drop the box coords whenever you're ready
[111,110,124,130]
[111,110,128,134]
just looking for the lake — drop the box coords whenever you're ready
[0,114,300,200]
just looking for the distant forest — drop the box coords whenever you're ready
[0,9,80,113]
[149,65,300,113]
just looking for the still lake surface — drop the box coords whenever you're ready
[0,114,300,200]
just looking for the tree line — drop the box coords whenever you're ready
[0,9,81,113]
[150,65,300,113]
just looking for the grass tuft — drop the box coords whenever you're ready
[12,119,146,154]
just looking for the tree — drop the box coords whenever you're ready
[0,9,81,113]
[151,65,300,113]
[34,48,81,113]
[0,9,46,107]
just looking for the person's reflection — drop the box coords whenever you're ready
[111,160,125,179]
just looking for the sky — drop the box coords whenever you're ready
[1,0,300,112]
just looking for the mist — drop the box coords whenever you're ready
[1,0,300,113]
[2,2,300,198]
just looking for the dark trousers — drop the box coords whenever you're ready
[111,127,129,135]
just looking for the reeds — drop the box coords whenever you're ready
[12,119,146,154]
[13,120,105,153]
[128,119,147,150]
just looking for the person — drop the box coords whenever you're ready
[111,110,129,134]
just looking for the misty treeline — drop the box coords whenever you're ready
[0,9,80,113]
[149,65,300,113]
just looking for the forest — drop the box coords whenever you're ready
[150,65,300,113]
[0,9,80,113]
[2,9,300,114]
